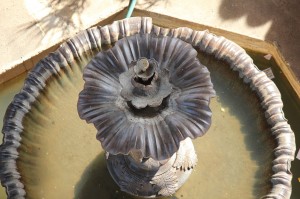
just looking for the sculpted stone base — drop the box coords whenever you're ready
[106,138,197,198]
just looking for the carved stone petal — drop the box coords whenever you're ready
[173,138,197,171]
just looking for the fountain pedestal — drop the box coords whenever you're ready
[106,138,196,197]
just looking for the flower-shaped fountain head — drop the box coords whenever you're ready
[78,33,216,161]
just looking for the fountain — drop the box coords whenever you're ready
[0,17,296,198]
[77,33,215,197]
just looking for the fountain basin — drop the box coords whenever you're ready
[0,14,299,198]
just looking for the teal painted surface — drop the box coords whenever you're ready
[125,0,137,18]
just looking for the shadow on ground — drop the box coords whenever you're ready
[15,0,88,46]
[218,0,300,80]
[19,0,169,46]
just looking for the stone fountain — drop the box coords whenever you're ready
[0,17,296,198]
[77,33,215,197]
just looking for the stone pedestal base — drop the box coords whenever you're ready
[106,138,197,198]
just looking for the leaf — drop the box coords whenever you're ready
[173,138,198,171]
[150,169,178,196]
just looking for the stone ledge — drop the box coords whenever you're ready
[0,5,127,84]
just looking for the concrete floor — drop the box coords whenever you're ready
[142,0,300,80]
[0,0,299,82]
[0,0,299,198]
